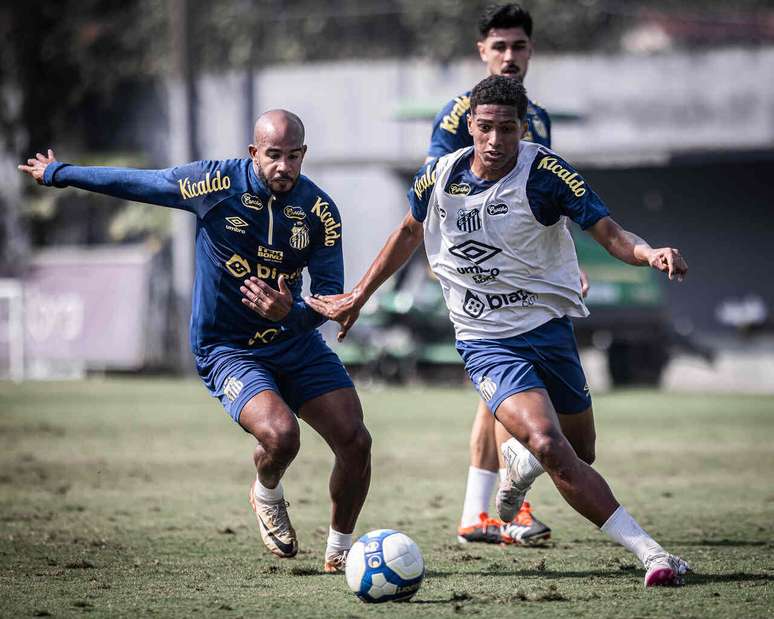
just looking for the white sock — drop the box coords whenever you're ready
[326,527,353,556]
[253,476,284,504]
[498,468,507,482]
[460,466,498,527]
[505,439,545,486]
[601,506,665,566]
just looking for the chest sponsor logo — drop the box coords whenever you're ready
[449,182,471,196]
[283,205,306,220]
[478,376,497,402]
[225,216,248,234]
[257,246,283,263]
[289,222,310,250]
[456,208,481,232]
[440,95,470,134]
[241,193,263,210]
[486,203,509,216]
[225,254,250,278]
[449,240,501,264]
[312,197,341,247]
[488,289,538,309]
[255,263,302,283]
[179,170,230,200]
[536,156,587,197]
[223,377,244,402]
[462,289,486,318]
[225,252,301,283]
[462,287,538,318]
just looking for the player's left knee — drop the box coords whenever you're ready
[353,424,372,457]
[338,423,372,466]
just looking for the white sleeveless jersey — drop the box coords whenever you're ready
[421,141,589,341]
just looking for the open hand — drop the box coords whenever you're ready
[241,275,293,321]
[305,292,361,342]
[647,247,688,282]
[18,149,56,184]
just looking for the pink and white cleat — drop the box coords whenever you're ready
[644,553,691,587]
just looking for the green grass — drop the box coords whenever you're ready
[0,379,772,618]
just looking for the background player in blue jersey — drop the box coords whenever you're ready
[427,3,550,160]
[308,75,691,587]
[428,3,563,546]
[18,110,371,574]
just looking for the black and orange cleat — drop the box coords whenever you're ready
[503,501,551,545]
[457,512,514,545]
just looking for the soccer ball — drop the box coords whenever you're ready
[345,529,425,603]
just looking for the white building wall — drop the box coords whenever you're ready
[190,48,774,287]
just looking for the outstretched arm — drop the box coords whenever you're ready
[588,216,687,281]
[306,212,424,341]
[18,148,220,216]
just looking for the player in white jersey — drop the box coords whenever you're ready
[308,75,691,586]
[428,2,557,546]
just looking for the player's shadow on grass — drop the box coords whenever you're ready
[663,539,769,547]
[427,569,774,586]
[684,572,773,586]
[426,568,632,579]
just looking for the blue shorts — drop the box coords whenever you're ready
[195,330,354,423]
[456,316,591,416]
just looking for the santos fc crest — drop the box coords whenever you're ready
[290,222,310,250]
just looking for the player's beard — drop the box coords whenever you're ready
[257,163,298,194]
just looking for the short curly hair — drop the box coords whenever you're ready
[470,75,528,120]
[478,3,533,39]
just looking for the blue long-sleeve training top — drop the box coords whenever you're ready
[44,158,344,354]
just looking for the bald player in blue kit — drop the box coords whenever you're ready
[19,110,371,574]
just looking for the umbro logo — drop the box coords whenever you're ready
[449,240,502,265]
[225,216,248,234]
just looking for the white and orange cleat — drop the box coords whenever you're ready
[323,549,349,573]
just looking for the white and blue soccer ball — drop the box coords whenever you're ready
[345,529,425,603]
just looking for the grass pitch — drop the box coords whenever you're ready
[0,379,772,618]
